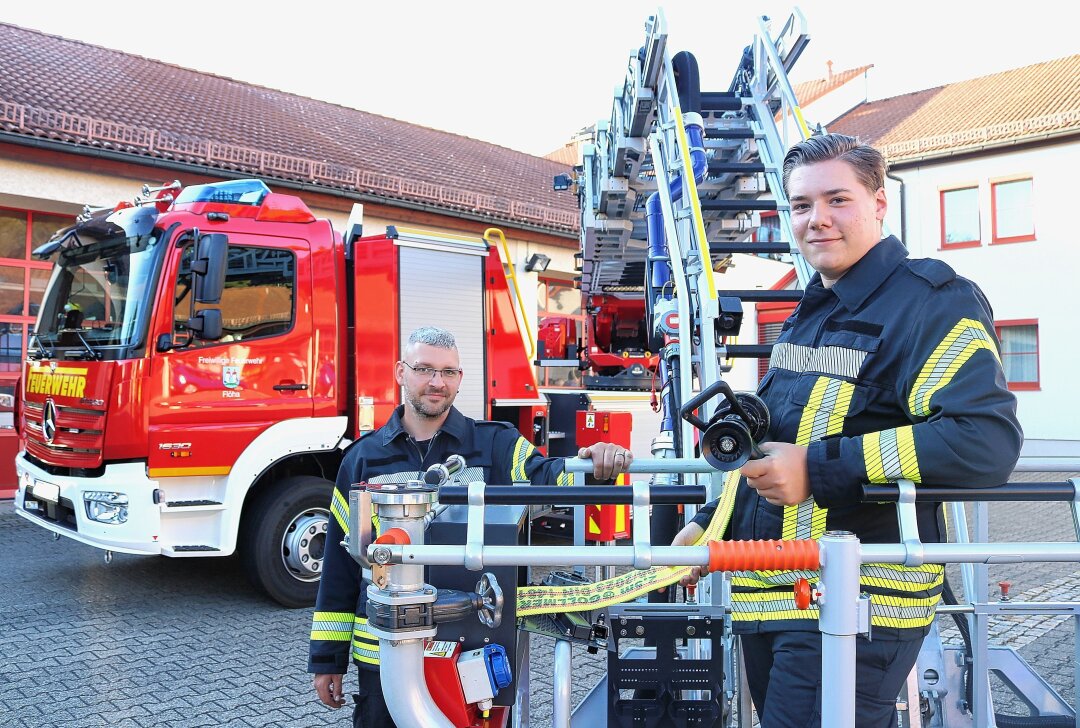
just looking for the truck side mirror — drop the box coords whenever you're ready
[192,233,228,304]
[187,309,223,340]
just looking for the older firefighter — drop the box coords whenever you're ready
[675,134,1022,727]
[308,326,633,727]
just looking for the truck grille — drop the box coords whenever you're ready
[22,400,107,469]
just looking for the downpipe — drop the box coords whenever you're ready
[380,640,453,728]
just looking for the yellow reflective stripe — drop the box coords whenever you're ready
[732,569,820,588]
[731,591,938,629]
[909,319,999,416]
[784,376,852,540]
[511,437,535,482]
[351,616,380,664]
[869,593,940,628]
[864,431,886,483]
[733,563,942,593]
[731,592,819,622]
[516,469,740,616]
[352,646,380,665]
[353,632,379,648]
[331,488,349,535]
[354,616,377,639]
[794,376,853,446]
[861,563,943,593]
[310,610,355,641]
[863,426,921,483]
[556,470,572,487]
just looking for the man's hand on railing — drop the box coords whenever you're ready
[578,442,634,481]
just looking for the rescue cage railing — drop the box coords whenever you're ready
[356,458,1080,728]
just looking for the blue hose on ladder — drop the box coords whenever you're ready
[645,114,708,436]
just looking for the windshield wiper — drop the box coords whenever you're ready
[59,328,102,361]
[27,332,54,360]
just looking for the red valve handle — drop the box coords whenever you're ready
[374,528,411,546]
[794,578,812,610]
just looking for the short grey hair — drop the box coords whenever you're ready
[782,133,885,196]
[405,326,457,354]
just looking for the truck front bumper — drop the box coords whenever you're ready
[14,454,165,555]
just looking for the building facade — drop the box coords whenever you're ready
[0,22,581,494]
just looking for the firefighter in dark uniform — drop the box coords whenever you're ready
[674,134,1022,727]
[308,326,632,727]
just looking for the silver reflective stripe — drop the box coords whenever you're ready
[367,468,484,485]
[769,342,868,379]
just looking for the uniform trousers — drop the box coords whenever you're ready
[740,630,922,728]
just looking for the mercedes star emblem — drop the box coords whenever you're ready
[42,399,57,444]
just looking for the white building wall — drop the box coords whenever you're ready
[883,140,1080,443]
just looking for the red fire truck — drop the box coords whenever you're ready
[539,294,658,390]
[13,178,548,607]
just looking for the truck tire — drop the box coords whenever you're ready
[240,475,334,608]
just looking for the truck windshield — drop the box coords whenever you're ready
[32,208,166,357]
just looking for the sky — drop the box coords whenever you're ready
[2,1,1076,157]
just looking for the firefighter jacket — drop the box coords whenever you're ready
[308,405,569,674]
[691,236,1021,639]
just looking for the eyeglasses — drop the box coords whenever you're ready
[402,361,463,381]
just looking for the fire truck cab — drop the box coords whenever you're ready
[13,178,547,607]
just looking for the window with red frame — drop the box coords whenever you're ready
[757,304,796,381]
[0,207,68,431]
[994,320,1039,390]
[992,178,1035,244]
[940,187,981,249]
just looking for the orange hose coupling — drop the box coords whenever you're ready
[706,539,820,573]
[374,528,411,546]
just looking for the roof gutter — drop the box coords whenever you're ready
[0,131,579,242]
[887,127,1080,169]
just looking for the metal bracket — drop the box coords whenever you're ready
[857,593,872,639]
[632,481,653,569]
[895,479,925,567]
[465,481,486,571]
[346,486,373,568]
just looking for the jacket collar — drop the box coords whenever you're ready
[825,235,907,312]
[381,404,470,446]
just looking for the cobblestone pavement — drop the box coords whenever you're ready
[3,473,1079,727]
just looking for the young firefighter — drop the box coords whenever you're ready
[308,326,633,727]
[674,134,1022,727]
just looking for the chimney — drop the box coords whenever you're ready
[827,60,834,81]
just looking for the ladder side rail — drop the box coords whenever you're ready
[753,126,815,288]
[648,46,700,465]
[655,39,730,671]
[640,10,669,90]
[580,142,599,268]
[755,15,812,141]
[650,128,696,465]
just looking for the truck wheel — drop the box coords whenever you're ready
[240,475,334,608]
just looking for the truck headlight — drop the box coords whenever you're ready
[84,492,129,524]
